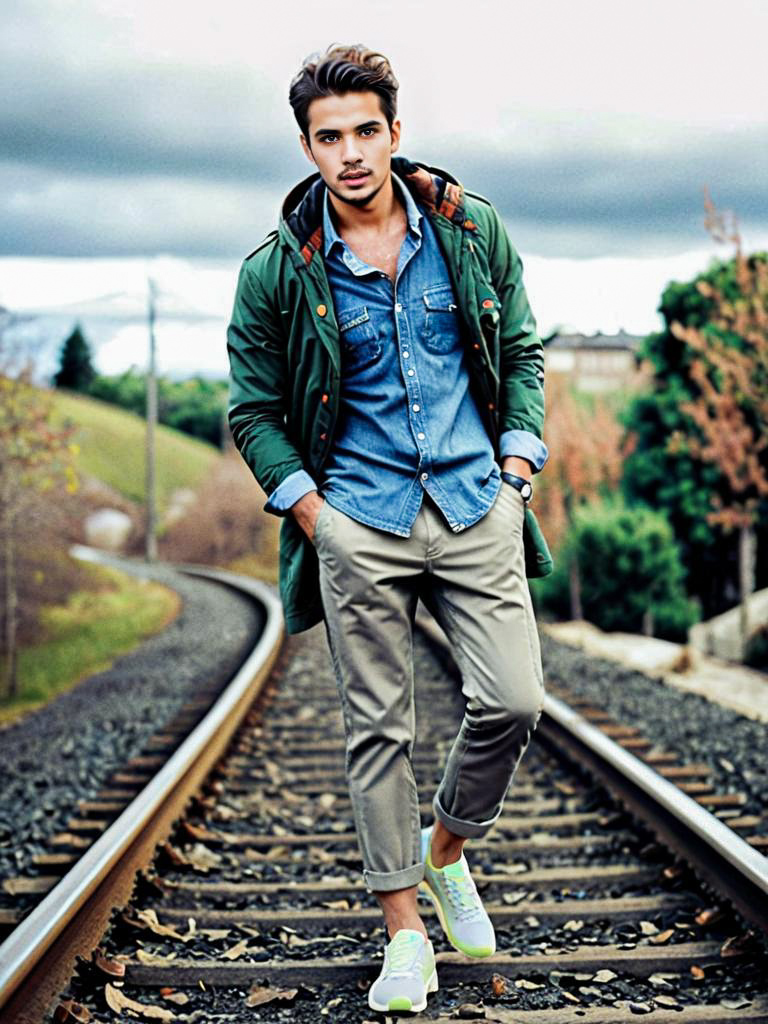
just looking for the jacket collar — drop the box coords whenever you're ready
[279,155,478,266]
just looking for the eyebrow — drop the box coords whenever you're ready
[313,119,382,138]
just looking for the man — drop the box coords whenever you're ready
[227,43,548,1014]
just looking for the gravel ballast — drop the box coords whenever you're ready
[0,556,264,890]
[539,632,768,823]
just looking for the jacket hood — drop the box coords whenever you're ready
[279,155,478,265]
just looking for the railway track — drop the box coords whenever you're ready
[1,567,767,1023]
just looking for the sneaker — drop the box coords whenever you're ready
[367,928,439,1013]
[420,824,496,957]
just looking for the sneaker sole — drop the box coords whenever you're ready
[418,879,496,958]
[367,966,439,1012]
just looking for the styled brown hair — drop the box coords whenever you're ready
[289,43,399,143]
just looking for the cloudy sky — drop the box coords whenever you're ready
[1,0,766,376]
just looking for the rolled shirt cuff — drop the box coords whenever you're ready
[264,469,318,516]
[499,429,549,474]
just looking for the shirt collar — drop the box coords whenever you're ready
[323,171,423,258]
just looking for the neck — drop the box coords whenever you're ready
[327,172,401,235]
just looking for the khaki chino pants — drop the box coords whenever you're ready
[313,480,545,892]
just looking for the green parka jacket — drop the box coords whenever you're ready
[226,155,551,634]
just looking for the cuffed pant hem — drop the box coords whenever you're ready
[364,862,425,892]
[432,792,500,839]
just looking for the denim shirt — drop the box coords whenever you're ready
[265,174,548,536]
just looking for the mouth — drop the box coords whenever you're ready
[340,171,371,184]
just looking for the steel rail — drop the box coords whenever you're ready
[0,559,284,1018]
[415,608,768,932]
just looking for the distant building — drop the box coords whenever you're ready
[543,329,647,392]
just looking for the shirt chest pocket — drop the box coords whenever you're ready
[421,284,461,354]
[337,305,381,373]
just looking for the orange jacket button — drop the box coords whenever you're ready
[316,304,327,317]
[320,432,327,440]
[488,401,495,410]
[321,393,329,404]
[473,342,481,349]
[482,298,494,309]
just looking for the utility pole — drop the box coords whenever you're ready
[145,276,158,562]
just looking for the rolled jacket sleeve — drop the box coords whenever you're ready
[265,469,319,515]
[226,258,307,508]
[499,428,549,474]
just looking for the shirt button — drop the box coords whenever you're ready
[417,432,425,440]
[407,369,415,376]
[395,302,403,312]
[412,403,420,412]
[403,351,410,358]
[421,472,429,481]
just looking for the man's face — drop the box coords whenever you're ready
[299,90,400,207]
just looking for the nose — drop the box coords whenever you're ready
[341,134,364,165]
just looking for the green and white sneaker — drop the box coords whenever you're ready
[368,928,438,1013]
[420,824,496,957]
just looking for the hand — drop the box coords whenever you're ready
[501,455,534,481]
[291,490,326,543]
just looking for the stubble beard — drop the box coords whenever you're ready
[326,172,388,208]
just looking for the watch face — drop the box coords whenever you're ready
[521,482,533,500]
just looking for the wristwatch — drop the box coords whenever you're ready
[501,471,533,503]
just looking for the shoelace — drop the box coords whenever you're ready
[387,933,424,974]
[442,872,484,922]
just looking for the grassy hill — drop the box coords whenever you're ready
[51,390,219,517]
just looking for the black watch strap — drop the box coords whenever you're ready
[501,471,533,502]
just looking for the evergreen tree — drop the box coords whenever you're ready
[53,323,96,392]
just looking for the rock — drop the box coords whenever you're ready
[84,508,133,552]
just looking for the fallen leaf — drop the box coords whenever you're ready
[490,974,507,996]
[135,949,177,966]
[123,908,195,942]
[501,890,529,906]
[695,907,724,926]
[721,931,757,957]
[220,938,251,960]
[563,920,584,932]
[182,843,223,872]
[104,983,174,1021]
[654,995,679,1007]
[197,928,231,941]
[162,993,189,1006]
[515,979,543,990]
[649,928,674,945]
[245,984,299,1008]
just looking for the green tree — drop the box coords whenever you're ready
[620,242,768,621]
[53,322,96,392]
[1,321,78,697]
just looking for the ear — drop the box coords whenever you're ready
[389,118,401,154]
[299,133,316,165]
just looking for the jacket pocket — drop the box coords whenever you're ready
[338,305,381,373]
[422,284,461,354]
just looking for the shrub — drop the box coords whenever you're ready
[532,496,700,641]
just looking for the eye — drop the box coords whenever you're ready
[321,134,339,144]
[360,127,376,137]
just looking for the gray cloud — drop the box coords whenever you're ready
[2,125,765,259]
[2,2,766,259]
